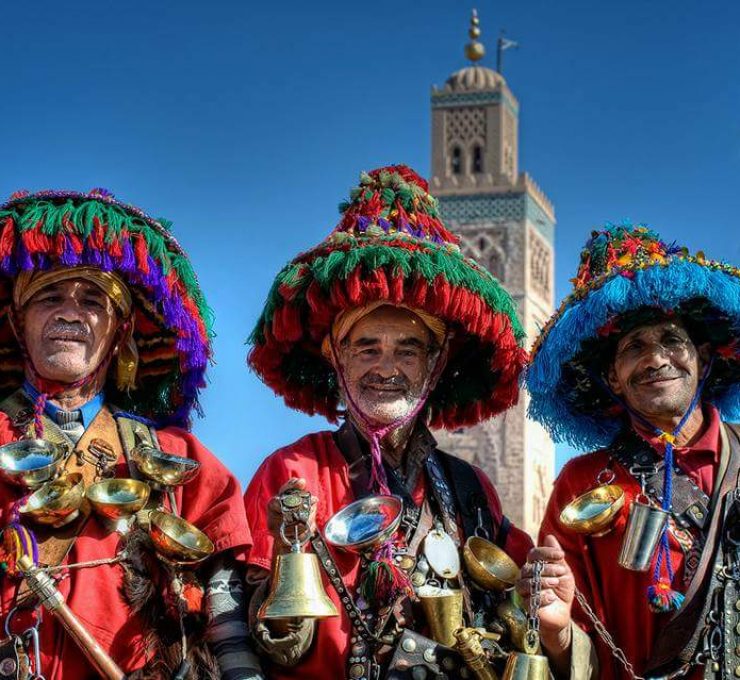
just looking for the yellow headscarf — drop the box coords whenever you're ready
[321,301,447,361]
[13,267,139,391]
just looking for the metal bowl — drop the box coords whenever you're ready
[148,510,214,565]
[324,495,403,553]
[0,440,67,489]
[130,444,200,488]
[19,472,84,526]
[559,484,625,535]
[86,478,151,521]
[463,536,520,591]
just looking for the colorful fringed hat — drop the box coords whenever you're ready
[249,165,527,429]
[527,222,740,449]
[0,189,212,427]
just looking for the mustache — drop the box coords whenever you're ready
[43,321,90,342]
[360,374,410,390]
[631,366,684,384]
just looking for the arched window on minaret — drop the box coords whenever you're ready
[451,146,463,175]
[472,144,484,173]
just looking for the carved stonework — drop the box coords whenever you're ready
[430,63,556,537]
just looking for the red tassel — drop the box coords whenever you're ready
[272,304,303,342]
[0,219,15,258]
[135,235,149,274]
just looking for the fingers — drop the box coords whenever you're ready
[520,562,568,579]
[516,576,563,596]
[543,534,563,551]
[277,477,307,495]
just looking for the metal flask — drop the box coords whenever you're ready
[618,498,668,572]
[259,516,338,621]
[416,584,464,648]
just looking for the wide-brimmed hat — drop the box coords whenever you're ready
[527,222,740,449]
[249,165,528,429]
[0,189,212,427]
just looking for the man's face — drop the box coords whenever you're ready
[21,278,121,384]
[337,306,440,425]
[607,319,707,422]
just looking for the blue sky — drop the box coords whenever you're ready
[2,1,739,486]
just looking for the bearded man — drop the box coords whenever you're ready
[523,224,740,679]
[243,165,590,680]
[0,189,261,679]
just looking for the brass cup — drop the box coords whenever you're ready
[324,495,403,553]
[558,484,625,536]
[148,510,215,565]
[0,440,67,489]
[19,473,84,527]
[463,536,520,591]
[130,444,200,489]
[417,585,464,647]
[86,478,151,521]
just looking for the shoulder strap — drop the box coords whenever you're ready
[435,450,502,545]
[647,422,740,673]
[112,409,159,478]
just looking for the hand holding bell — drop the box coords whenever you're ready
[267,478,317,554]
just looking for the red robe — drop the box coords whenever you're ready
[540,405,722,680]
[0,414,251,680]
[245,430,533,680]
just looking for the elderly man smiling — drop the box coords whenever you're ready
[524,224,740,679]
[0,190,260,680]
[245,166,535,679]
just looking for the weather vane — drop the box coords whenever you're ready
[497,30,519,75]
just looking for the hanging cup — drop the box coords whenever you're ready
[618,496,668,572]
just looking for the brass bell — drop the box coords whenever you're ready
[258,549,338,620]
[501,631,550,680]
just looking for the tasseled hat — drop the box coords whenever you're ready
[0,189,213,428]
[249,165,527,429]
[527,222,740,450]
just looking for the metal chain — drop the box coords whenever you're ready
[574,588,645,680]
[524,560,544,652]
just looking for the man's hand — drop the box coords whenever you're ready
[267,478,318,555]
[516,535,575,674]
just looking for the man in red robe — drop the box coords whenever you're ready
[0,190,260,679]
[523,224,740,679]
[245,166,580,679]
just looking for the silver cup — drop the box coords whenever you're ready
[618,499,668,572]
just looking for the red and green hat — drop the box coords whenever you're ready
[527,222,740,449]
[249,165,527,429]
[0,189,213,428]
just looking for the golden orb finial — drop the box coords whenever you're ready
[464,9,486,62]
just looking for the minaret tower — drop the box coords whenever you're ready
[431,10,555,536]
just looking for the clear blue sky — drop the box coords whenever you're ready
[2,1,739,486]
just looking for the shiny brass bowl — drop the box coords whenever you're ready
[148,510,215,564]
[19,473,84,526]
[324,495,403,553]
[130,444,200,488]
[0,440,67,489]
[86,478,151,521]
[559,484,625,535]
[463,536,520,591]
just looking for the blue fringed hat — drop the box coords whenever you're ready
[526,223,740,450]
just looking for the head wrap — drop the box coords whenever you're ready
[12,267,138,391]
[320,302,447,362]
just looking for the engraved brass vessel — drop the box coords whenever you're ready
[19,472,84,526]
[0,439,67,489]
[463,536,520,591]
[130,444,200,489]
[86,478,151,521]
[559,484,625,536]
[148,510,215,565]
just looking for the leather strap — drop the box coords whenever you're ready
[646,423,740,673]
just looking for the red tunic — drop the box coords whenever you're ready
[0,414,251,680]
[540,405,722,680]
[244,430,533,680]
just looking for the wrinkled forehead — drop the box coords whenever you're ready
[346,305,432,344]
[28,277,105,301]
[616,318,691,346]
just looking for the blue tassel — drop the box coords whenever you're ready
[647,580,685,613]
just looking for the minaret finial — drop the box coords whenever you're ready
[464,8,485,63]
